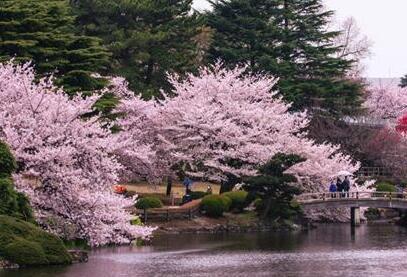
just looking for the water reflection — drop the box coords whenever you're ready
[3,224,407,277]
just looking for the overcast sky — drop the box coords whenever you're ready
[192,0,407,78]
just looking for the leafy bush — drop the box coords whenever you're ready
[220,195,232,212]
[376,182,396,192]
[129,193,180,206]
[130,216,142,226]
[222,191,248,212]
[0,141,16,178]
[364,208,381,220]
[135,197,163,209]
[200,195,227,217]
[190,191,210,200]
[0,215,71,266]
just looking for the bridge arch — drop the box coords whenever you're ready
[297,191,407,225]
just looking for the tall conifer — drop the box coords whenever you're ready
[0,0,110,94]
[207,0,363,114]
[73,0,202,98]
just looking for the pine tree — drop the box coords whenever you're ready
[244,153,303,219]
[0,0,110,94]
[72,0,203,99]
[400,75,407,88]
[206,0,363,115]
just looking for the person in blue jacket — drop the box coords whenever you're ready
[329,179,337,198]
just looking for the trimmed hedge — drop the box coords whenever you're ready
[190,191,210,200]
[200,195,231,217]
[222,191,248,212]
[220,195,232,212]
[0,215,71,266]
[135,196,163,209]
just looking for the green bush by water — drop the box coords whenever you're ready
[222,191,248,212]
[200,195,230,217]
[0,215,72,266]
[364,208,381,220]
[135,196,163,209]
[220,195,232,212]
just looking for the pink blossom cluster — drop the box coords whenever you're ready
[117,63,360,189]
[364,83,407,121]
[0,60,361,241]
[0,62,154,247]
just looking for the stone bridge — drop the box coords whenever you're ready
[296,191,407,226]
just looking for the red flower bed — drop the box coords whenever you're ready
[113,185,127,194]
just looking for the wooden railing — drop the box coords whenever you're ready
[296,191,407,203]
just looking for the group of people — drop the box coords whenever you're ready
[329,176,351,198]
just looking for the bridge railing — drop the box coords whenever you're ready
[296,191,407,203]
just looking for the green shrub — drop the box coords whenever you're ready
[3,238,48,266]
[222,191,248,212]
[130,193,180,206]
[0,141,17,178]
[190,191,209,200]
[220,195,232,212]
[376,182,396,192]
[0,215,71,266]
[130,216,142,226]
[200,195,227,217]
[364,208,381,220]
[135,197,163,209]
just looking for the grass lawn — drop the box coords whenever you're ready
[123,181,221,197]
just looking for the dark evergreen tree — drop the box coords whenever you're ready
[72,0,203,99]
[0,0,110,94]
[244,153,303,220]
[400,75,407,88]
[206,0,363,115]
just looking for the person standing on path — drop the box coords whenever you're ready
[329,180,337,198]
[183,177,193,195]
[343,176,350,198]
[336,177,343,198]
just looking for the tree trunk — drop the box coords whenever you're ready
[219,174,240,194]
[262,198,273,219]
[166,176,172,196]
[145,58,154,85]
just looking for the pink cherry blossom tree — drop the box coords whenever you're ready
[0,62,154,247]
[117,63,360,192]
[364,83,407,121]
[363,82,407,180]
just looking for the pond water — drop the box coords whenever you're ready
[3,224,407,277]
